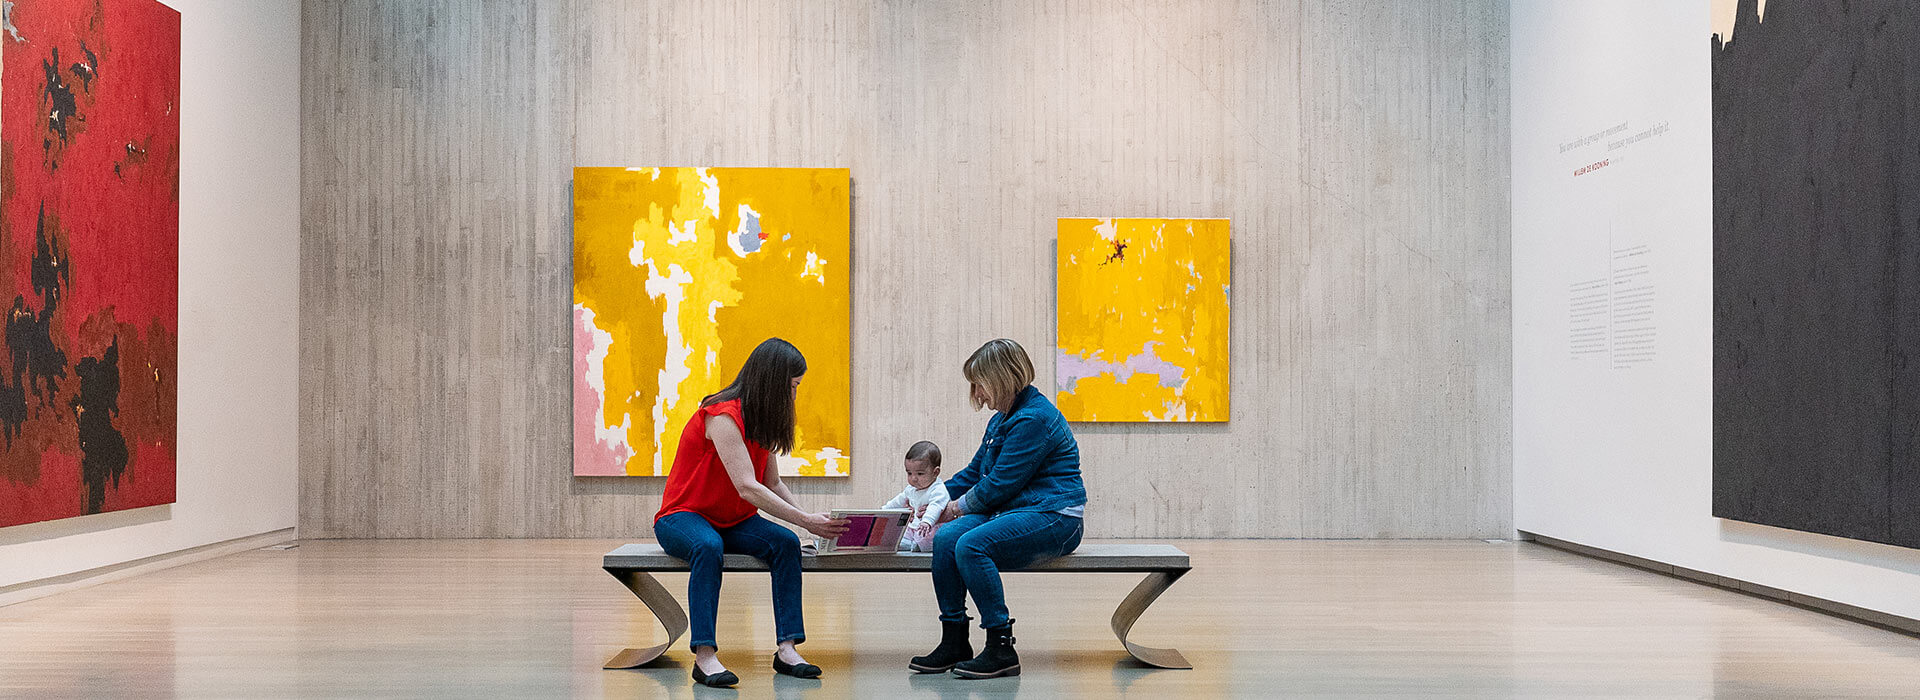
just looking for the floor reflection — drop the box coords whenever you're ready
[4,540,1917,698]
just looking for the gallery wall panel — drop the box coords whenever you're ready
[3,0,300,590]
[0,0,181,529]
[1514,0,1920,624]
[1710,0,1920,550]
[299,0,1511,538]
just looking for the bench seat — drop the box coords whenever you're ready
[604,542,1189,571]
[601,542,1192,670]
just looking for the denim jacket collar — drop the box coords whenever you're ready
[1005,385,1042,415]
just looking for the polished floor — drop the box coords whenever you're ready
[2,539,1918,698]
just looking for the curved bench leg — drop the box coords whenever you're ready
[603,570,688,669]
[1110,570,1191,669]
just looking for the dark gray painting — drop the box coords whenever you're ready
[1712,0,1920,548]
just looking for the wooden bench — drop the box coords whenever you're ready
[601,543,1193,670]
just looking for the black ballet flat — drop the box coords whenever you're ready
[692,666,739,687]
[772,657,823,679]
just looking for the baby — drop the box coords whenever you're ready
[882,441,949,552]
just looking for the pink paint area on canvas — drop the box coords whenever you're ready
[572,307,629,476]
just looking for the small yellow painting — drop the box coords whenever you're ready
[573,167,851,476]
[1056,218,1230,422]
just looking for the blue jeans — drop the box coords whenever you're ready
[931,511,1084,629]
[653,512,806,651]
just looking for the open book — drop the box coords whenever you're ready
[812,508,912,555]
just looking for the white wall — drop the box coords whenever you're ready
[1512,0,1920,621]
[0,0,300,590]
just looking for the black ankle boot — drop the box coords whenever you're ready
[908,619,975,673]
[951,619,1019,679]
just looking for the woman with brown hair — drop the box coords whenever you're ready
[653,338,849,687]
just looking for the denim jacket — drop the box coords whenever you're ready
[944,386,1088,516]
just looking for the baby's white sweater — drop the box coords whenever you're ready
[882,482,950,529]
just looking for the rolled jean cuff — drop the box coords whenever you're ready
[778,632,806,645]
[688,639,717,652]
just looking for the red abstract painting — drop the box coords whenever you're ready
[0,0,178,528]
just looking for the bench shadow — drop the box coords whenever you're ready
[1022,648,1182,688]
[614,649,1176,697]
[908,670,1023,698]
[630,655,686,671]
[608,657,700,699]
[1109,655,1184,689]
[893,649,1178,697]
[613,655,686,689]
[617,654,844,699]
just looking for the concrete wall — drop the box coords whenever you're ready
[299,0,1511,538]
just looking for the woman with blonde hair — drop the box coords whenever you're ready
[909,338,1088,679]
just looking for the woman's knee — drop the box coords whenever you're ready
[952,527,996,559]
[933,523,966,554]
[761,527,801,559]
[682,536,724,567]
[729,518,801,564]
[658,515,724,563]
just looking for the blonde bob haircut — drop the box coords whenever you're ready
[964,338,1035,411]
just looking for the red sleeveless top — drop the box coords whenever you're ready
[655,399,769,528]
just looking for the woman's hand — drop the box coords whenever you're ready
[800,513,850,540]
[937,500,964,524]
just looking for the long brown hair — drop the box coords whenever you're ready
[701,338,806,454]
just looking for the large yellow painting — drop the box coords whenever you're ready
[1056,218,1230,422]
[573,167,851,477]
